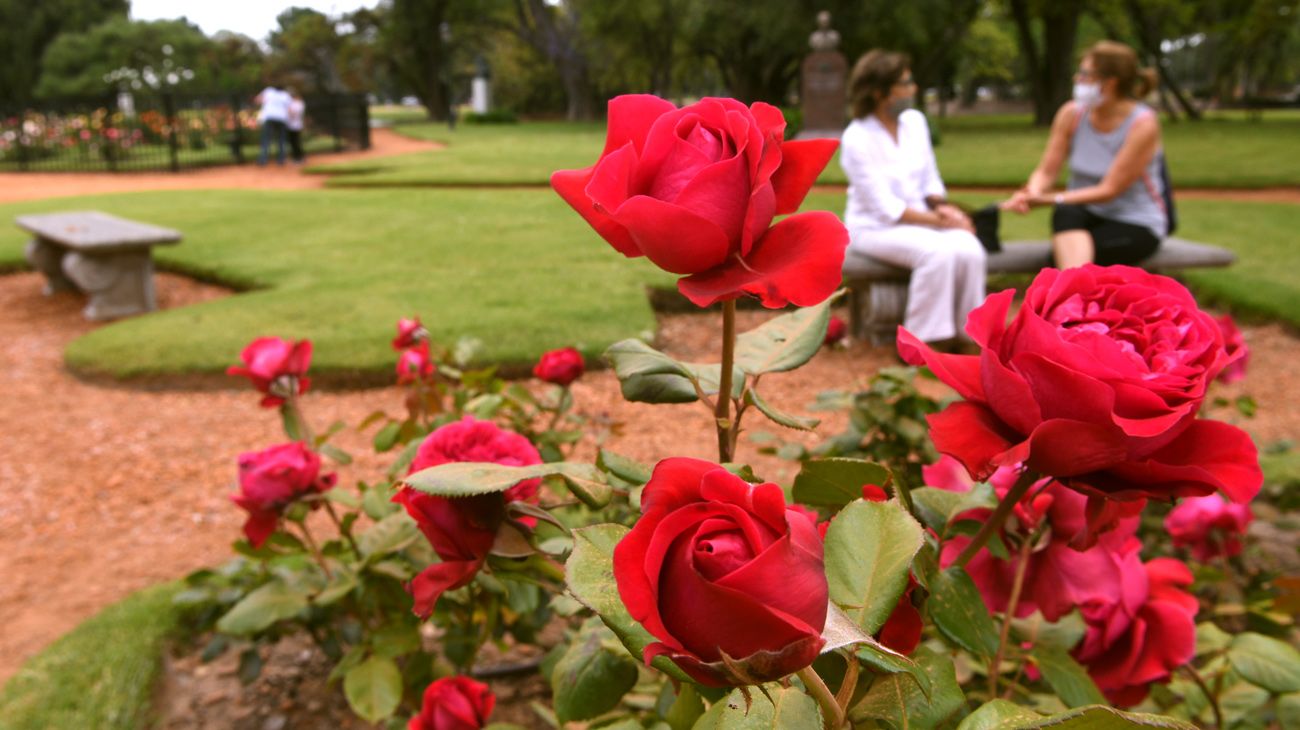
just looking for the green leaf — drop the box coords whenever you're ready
[280,405,303,441]
[1194,621,1232,657]
[792,458,891,509]
[405,461,606,499]
[358,511,420,559]
[824,498,923,634]
[1009,705,1199,729]
[957,699,1043,730]
[665,684,707,730]
[319,442,353,465]
[851,647,964,729]
[604,338,742,404]
[1229,632,1300,693]
[238,647,263,685]
[597,449,653,485]
[733,298,834,375]
[1031,646,1107,708]
[370,623,421,659]
[343,656,403,723]
[820,602,928,695]
[314,567,358,606]
[691,684,822,729]
[1220,681,1270,725]
[745,389,820,431]
[361,483,399,520]
[565,524,692,683]
[1011,610,1086,652]
[551,619,640,723]
[1277,692,1300,730]
[910,487,967,532]
[216,580,310,635]
[372,421,401,452]
[558,469,614,510]
[928,566,1000,659]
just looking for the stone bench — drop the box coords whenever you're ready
[19,211,182,321]
[843,237,1237,344]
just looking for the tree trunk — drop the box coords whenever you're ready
[1123,0,1202,121]
[1010,0,1081,126]
[514,0,596,121]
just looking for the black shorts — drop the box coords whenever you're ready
[1051,204,1161,266]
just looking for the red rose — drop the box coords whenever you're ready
[1215,314,1249,384]
[393,317,428,350]
[231,442,336,547]
[533,347,585,386]
[1165,493,1253,561]
[395,418,542,617]
[613,458,828,686]
[899,265,1261,533]
[227,337,313,407]
[552,95,847,309]
[409,676,495,730]
[397,341,435,385]
[824,315,847,346]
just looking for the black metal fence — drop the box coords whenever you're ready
[0,92,370,173]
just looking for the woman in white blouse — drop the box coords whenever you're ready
[841,51,985,346]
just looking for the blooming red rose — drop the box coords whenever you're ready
[227,337,313,407]
[1165,493,1253,561]
[397,341,435,385]
[613,458,828,686]
[552,95,847,309]
[394,317,429,351]
[899,265,1261,537]
[1215,314,1249,384]
[232,442,336,547]
[395,418,542,617]
[533,347,585,386]
[409,676,495,730]
[824,315,847,346]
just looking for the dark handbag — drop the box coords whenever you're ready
[970,204,1002,253]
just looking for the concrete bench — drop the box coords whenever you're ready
[843,237,1236,344]
[19,211,182,321]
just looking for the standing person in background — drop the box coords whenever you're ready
[1001,41,1168,268]
[255,83,291,166]
[840,50,985,348]
[286,89,306,164]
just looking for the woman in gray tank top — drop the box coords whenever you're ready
[1001,41,1167,268]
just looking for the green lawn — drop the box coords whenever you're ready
[0,188,673,381]
[318,111,1300,189]
[0,136,338,173]
[0,583,181,730]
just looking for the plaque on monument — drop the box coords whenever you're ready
[799,11,848,139]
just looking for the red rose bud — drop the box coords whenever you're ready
[899,265,1261,539]
[552,95,848,309]
[613,458,828,686]
[409,676,495,730]
[1165,493,1253,561]
[393,317,429,350]
[395,418,542,617]
[533,346,585,386]
[1215,314,1249,384]
[232,442,336,547]
[824,315,847,346]
[397,341,435,385]
[227,337,312,408]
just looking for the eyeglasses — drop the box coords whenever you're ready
[1074,69,1097,80]
[895,77,917,88]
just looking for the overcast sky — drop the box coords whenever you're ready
[130,0,383,41]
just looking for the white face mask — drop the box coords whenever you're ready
[1073,82,1101,107]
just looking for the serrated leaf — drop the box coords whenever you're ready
[605,339,742,404]
[792,458,891,509]
[565,524,693,683]
[1014,705,1199,729]
[216,580,310,635]
[597,449,652,485]
[852,647,964,729]
[957,699,1043,729]
[733,298,834,375]
[319,442,353,465]
[343,656,403,723]
[358,511,419,558]
[824,499,924,634]
[1229,633,1300,693]
[551,619,640,723]
[405,461,606,499]
[1031,646,1106,708]
[746,389,820,431]
[665,684,706,730]
[928,566,1000,659]
[1278,692,1300,730]
[820,602,927,695]
[314,567,358,606]
[372,421,401,452]
[1194,621,1232,657]
[691,684,822,729]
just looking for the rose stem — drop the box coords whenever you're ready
[989,534,1034,697]
[953,469,1038,569]
[297,519,333,579]
[285,394,315,445]
[796,666,844,730]
[715,300,737,463]
[1182,664,1224,729]
[323,500,361,556]
[833,656,861,715]
[545,385,568,433]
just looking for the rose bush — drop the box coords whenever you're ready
[899,265,1261,534]
[231,441,336,547]
[226,336,313,407]
[1165,493,1253,560]
[1215,314,1249,384]
[397,341,436,384]
[408,676,495,730]
[552,94,847,308]
[613,457,828,686]
[394,317,429,350]
[533,347,585,386]
[824,315,847,347]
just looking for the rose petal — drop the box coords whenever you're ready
[408,558,483,618]
[551,166,641,257]
[770,139,839,214]
[671,153,753,245]
[1078,419,1262,502]
[612,195,732,274]
[603,94,676,155]
[897,328,985,402]
[1023,418,1129,478]
[926,401,1022,481]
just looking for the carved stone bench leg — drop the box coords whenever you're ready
[848,279,910,346]
[24,238,77,294]
[61,250,157,321]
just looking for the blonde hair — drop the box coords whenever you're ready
[1085,40,1158,99]
[848,50,910,118]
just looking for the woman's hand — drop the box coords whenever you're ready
[935,203,975,233]
[1000,190,1032,214]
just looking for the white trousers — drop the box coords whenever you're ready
[849,225,987,343]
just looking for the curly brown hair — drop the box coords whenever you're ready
[848,50,910,118]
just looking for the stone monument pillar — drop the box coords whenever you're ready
[798,11,848,139]
[471,55,492,114]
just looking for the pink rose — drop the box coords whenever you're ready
[395,418,542,617]
[231,442,336,547]
[409,676,495,730]
[397,341,435,385]
[1165,493,1253,561]
[533,347,585,386]
[824,315,847,346]
[552,95,848,309]
[227,337,312,408]
[393,317,428,350]
[900,265,1260,537]
[1215,314,1249,384]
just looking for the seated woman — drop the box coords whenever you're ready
[1002,40,1167,268]
[841,50,984,346]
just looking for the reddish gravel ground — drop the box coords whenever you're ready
[0,270,1296,684]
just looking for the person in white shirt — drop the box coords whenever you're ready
[841,51,985,346]
[286,89,306,163]
[255,84,291,166]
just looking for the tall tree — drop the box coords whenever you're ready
[267,8,347,92]
[1008,0,1085,125]
[35,17,212,98]
[0,0,127,105]
[510,0,595,120]
[380,0,491,120]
